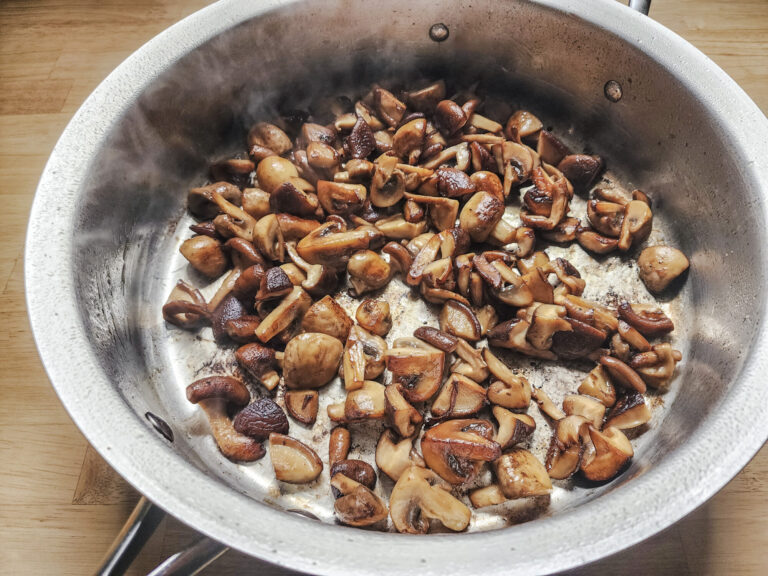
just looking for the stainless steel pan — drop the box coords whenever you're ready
[26,0,768,574]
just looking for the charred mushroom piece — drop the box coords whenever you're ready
[421,419,501,485]
[618,200,653,251]
[605,392,651,429]
[285,390,319,425]
[599,355,647,394]
[254,266,293,303]
[439,300,482,341]
[328,380,386,422]
[637,245,690,293]
[578,364,617,407]
[579,426,633,482]
[331,473,388,527]
[269,433,323,484]
[459,191,504,243]
[255,286,312,343]
[390,466,471,534]
[316,181,367,215]
[162,280,209,329]
[186,376,264,462]
[347,250,392,296]
[562,395,606,429]
[385,384,424,438]
[256,155,299,194]
[434,99,468,136]
[283,332,343,389]
[546,415,588,479]
[301,295,353,341]
[376,430,422,481]
[495,449,553,499]
[431,374,487,419]
[557,154,603,193]
[435,166,475,198]
[493,406,536,450]
[180,236,229,278]
[630,342,683,389]
[329,426,351,465]
[385,346,445,402]
[355,299,392,336]
[233,397,289,440]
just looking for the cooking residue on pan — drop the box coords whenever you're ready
[162,80,690,533]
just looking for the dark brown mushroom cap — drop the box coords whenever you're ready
[435,167,476,198]
[232,264,265,302]
[188,182,241,219]
[210,294,247,341]
[330,459,377,492]
[345,116,376,159]
[225,237,266,268]
[557,154,603,193]
[269,181,319,217]
[599,355,647,394]
[413,326,458,353]
[224,315,262,343]
[617,302,674,337]
[551,317,607,360]
[232,397,289,440]
[186,376,251,406]
[434,99,468,136]
[235,342,277,378]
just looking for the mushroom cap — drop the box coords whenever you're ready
[283,332,343,389]
[232,397,289,440]
[495,449,553,499]
[637,245,690,293]
[186,376,250,406]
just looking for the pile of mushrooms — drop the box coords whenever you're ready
[164,80,689,533]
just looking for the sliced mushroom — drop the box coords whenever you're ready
[345,116,376,159]
[256,155,299,194]
[355,299,392,336]
[269,433,323,484]
[375,214,428,240]
[491,261,535,307]
[162,280,209,329]
[578,364,617,407]
[557,154,603,193]
[630,342,683,389]
[180,236,229,278]
[347,250,391,296]
[414,326,459,353]
[253,213,286,262]
[254,286,312,343]
[328,380,386,422]
[284,390,319,425]
[283,332,343,389]
[564,295,619,334]
[452,338,490,382]
[306,141,340,169]
[376,430,422,481]
[482,348,532,409]
[434,166,475,198]
[297,222,381,269]
[406,233,441,286]
[562,395,606,429]
[393,118,427,160]
[385,346,445,402]
[248,122,291,155]
[330,460,377,491]
[385,384,424,438]
[331,473,388,527]
[576,227,619,254]
[276,213,322,242]
[186,376,264,462]
[637,245,690,293]
[579,426,633,482]
[301,295,353,341]
[550,317,607,360]
[521,267,554,304]
[434,99,468,136]
[316,180,366,215]
[599,355,647,394]
[495,449,552,499]
[469,484,508,508]
[617,302,674,337]
[188,182,241,219]
[617,200,653,251]
[493,406,536,450]
[403,193,459,232]
[373,86,406,128]
[421,419,501,485]
[439,300,482,341]
[532,387,566,421]
[382,241,414,275]
[492,141,537,195]
[369,155,406,207]
[284,242,338,296]
[459,191,504,243]
[527,304,571,350]
[505,110,543,140]
[546,415,588,479]
[431,374,487,419]
[329,426,351,465]
[406,80,446,113]
[390,465,471,533]
[604,392,651,429]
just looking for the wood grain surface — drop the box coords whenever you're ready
[1,1,766,574]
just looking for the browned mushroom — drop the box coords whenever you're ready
[385,384,423,438]
[393,118,427,160]
[546,415,588,479]
[355,299,392,336]
[376,430,422,481]
[413,326,458,353]
[327,380,386,422]
[557,154,603,193]
[248,122,292,156]
[345,116,376,159]
[434,99,468,136]
[347,250,392,296]
[282,332,343,389]
[495,449,553,499]
[458,191,504,243]
[235,342,282,391]
[604,392,651,429]
[406,81,446,112]
[599,355,647,394]
[162,280,209,329]
[562,395,606,429]
[188,182,241,219]
[527,304,572,350]
[430,374,487,419]
[439,300,482,341]
[241,187,271,219]
[342,325,387,391]
[505,110,543,141]
[297,221,382,269]
[637,245,690,293]
[579,426,633,482]
[578,364,617,407]
[576,227,619,254]
[269,433,323,483]
[329,426,351,465]
[316,180,366,215]
[630,342,683,389]
[232,397,289,439]
[252,213,285,262]
[284,390,319,425]
[256,155,299,194]
[301,295,353,341]
[532,387,566,420]
[254,286,312,343]
[617,200,653,251]
[403,193,459,232]
[186,376,264,462]
[331,473,388,527]
[330,460,377,491]
[550,317,607,360]
[452,338,490,382]
[421,419,501,485]
[385,346,444,402]
[483,348,532,410]
[180,236,229,278]
[372,86,406,128]
[617,302,674,337]
[492,407,536,450]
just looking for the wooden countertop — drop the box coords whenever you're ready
[1,1,766,574]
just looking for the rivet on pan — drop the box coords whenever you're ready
[145,411,174,442]
[287,508,321,521]
[429,23,450,42]
[604,80,623,103]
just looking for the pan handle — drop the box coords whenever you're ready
[628,0,651,15]
[146,538,228,576]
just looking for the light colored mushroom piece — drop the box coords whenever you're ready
[343,325,387,391]
[297,221,381,269]
[403,193,460,232]
[186,376,264,462]
[385,346,445,403]
[389,466,471,534]
[347,250,392,296]
[452,338,489,382]
[532,387,566,420]
[301,295,353,341]
[469,484,509,508]
[248,122,291,155]
[284,390,319,425]
[385,384,423,438]
[375,214,429,240]
[521,267,554,304]
[495,449,552,499]
[527,304,572,350]
[630,343,683,389]
[369,155,406,207]
[331,473,389,527]
[605,392,651,429]
[327,380,386,423]
[329,426,350,465]
[421,419,501,485]
[253,213,286,262]
[580,426,633,482]
[546,415,589,479]
[564,295,619,334]
[268,433,323,484]
[562,394,606,429]
[493,407,536,450]
[376,430,423,481]
[439,300,482,341]
[578,364,617,407]
[282,333,343,389]
[406,233,442,286]
[491,261,534,307]
[483,348,532,409]
[618,200,653,251]
[255,286,312,343]
[316,181,366,215]
[393,118,427,160]
[459,191,505,243]
[180,236,229,279]
[637,245,690,293]
[256,155,299,194]
[431,374,487,419]
[241,187,271,219]
[505,110,543,140]
[354,298,392,337]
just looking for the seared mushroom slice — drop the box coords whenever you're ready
[253,266,293,303]
[256,155,299,194]
[599,355,647,394]
[551,317,607,360]
[439,300,482,341]
[414,326,458,353]
[557,154,603,193]
[331,473,388,527]
[618,200,653,251]
[224,315,262,343]
[579,426,633,482]
[385,384,424,438]
[469,484,509,508]
[390,466,471,534]
[493,406,536,450]
[521,267,555,304]
[637,245,690,293]
[186,376,264,462]
[180,236,229,278]
[617,302,674,337]
[483,348,532,410]
[459,191,504,243]
[393,118,427,160]
[576,227,619,254]
[527,304,572,350]
[578,364,617,407]
[255,286,312,343]
[564,295,619,334]
[495,449,553,499]
[562,395,606,429]
[253,214,286,262]
[329,426,351,465]
[372,86,406,127]
[369,155,406,208]
[376,430,423,481]
[403,193,459,232]
[283,332,343,389]
[605,392,651,429]
[276,213,322,242]
[406,232,441,286]
[406,80,446,112]
[233,397,289,440]
[505,110,543,141]
[347,250,391,296]
[316,181,366,215]
[162,280,209,329]
[431,374,487,419]
[283,242,338,296]
[385,346,445,403]
[188,181,241,219]
[490,260,535,307]
[210,294,247,342]
[297,222,381,269]
[546,415,589,479]
[345,116,376,159]
[328,380,386,422]
[248,122,292,156]
[242,187,272,219]
[434,99,468,136]
[301,295,353,341]
[630,342,683,389]
[375,214,428,240]
[492,141,537,195]
[587,199,624,237]
[452,338,490,382]
[269,433,323,484]
[330,460,377,491]
[532,387,566,421]
[269,180,319,218]
[421,419,501,485]
[210,157,255,188]
[235,342,281,391]
[343,325,387,391]
[284,390,319,425]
